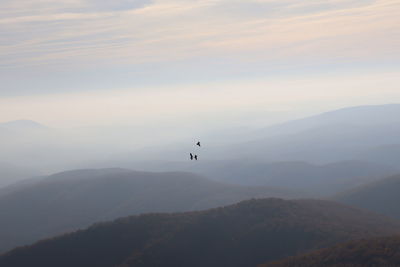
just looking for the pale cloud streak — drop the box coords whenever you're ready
[1,0,399,69]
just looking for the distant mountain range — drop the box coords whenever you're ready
[0,168,302,253]
[255,104,400,137]
[0,162,42,188]
[334,174,400,220]
[223,104,400,164]
[81,104,400,191]
[126,160,399,196]
[0,120,46,131]
[2,104,400,173]
[122,104,400,162]
[263,235,400,267]
[1,198,399,267]
[358,144,400,167]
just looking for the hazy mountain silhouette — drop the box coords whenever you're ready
[256,104,400,136]
[0,120,46,131]
[0,162,41,188]
[194,160,398,196]
[263,235,400,267]
[1,198,399,267]
[334,174,400,220]
[0,168,303,253]
[120,159,398,197]
[97,104,400,174]
[207,104,400,164]
[2,104,400,173]
[358,144,400,167]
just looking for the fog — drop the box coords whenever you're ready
[2,103,400,185]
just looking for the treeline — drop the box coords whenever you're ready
[1,198,399,267]
[263,235,400,267]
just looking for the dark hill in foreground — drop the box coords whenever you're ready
[1,199,399,267]
[262,236,400,267]
[0,168,301,253]
[334,174,400,219]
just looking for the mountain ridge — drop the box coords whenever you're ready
[1,198,399,267]
[334,174,400,220]
[262,235,400,267]
[0,168,303,253]
[0,120,46,130]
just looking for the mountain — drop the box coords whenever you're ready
[102,159,398,197]
[334,174,400,220]
[0,162,42,188]
[1,198,399,267]
[256,104,400,136]
[78,104,400,167]
[2,104,400,172]
[358,144,400,167]
[262,236,400,267]
[0,120,46,131]
[0,168,302,253]
[203,104,400,164]
[0,120,54,170]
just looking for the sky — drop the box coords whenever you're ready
[0,0,399,128]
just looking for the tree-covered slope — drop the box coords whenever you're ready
[0,168,301,253]
[1,199,399,267]
[262,235,400,267]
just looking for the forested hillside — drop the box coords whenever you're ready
[262,235,400,267]
[0,168,301,253]
[1,198,399,267]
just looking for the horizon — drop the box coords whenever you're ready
[2,101,400,128]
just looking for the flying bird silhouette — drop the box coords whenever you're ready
[194,155,198,160]
[190,153,194,160]
[196,141,201,147]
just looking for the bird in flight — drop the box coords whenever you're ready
[196,141,201,147]
[194,155,198,160]
[190,153,194,160]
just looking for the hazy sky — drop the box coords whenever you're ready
[1,0,399,127]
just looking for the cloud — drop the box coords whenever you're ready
[0,0,399,95]
[0,0,151,15]
[82,0,151,12]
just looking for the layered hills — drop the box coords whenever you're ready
[1,198,399,267]
[335,174,400,220]
[0,168,301,253]
[133,160,398,196]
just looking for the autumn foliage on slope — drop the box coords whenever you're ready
[262,235,400,267]
[1,199,399,267]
